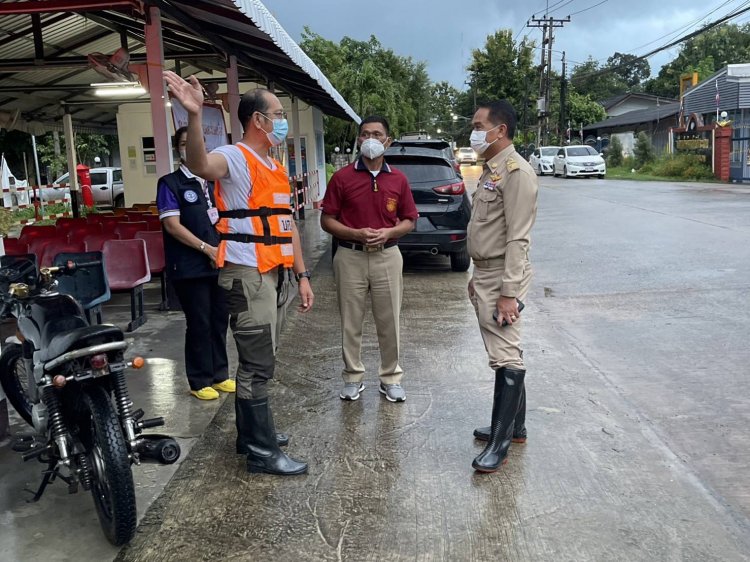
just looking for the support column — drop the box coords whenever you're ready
[145,5,172,186]
[63,112,80,217]
[713,126,732,182]
[291,97,304,220]
[227,55,242,144]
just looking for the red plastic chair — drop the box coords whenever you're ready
[84,233,114,253]
[19,225,57,245]
[40,240,86,267]
[103,239,151,331]
[143,215,162,231]
[2,238,28,256]
[136,231,167,309]
[126,211,150,222]
[86,213,114,225]
[67,222,103,244]
[114,221,148,240]
[28,237,54,262]
[99,215,124,233]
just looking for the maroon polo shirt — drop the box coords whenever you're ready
[321,158,418,233]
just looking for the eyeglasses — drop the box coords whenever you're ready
[359,131,387,140]
[259,110,287,120]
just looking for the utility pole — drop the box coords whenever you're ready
[527,15,570,146]
[559,51,567,142]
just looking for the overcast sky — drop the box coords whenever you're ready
[264,0,750,90]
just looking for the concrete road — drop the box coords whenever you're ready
[2,170,749,561]
[111,174,750,561]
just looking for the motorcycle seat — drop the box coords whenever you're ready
[41,324,124,364]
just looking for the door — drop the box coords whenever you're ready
[90,170,110,205]
[730,110,750,182]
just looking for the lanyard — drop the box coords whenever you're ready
[202,180,213,209]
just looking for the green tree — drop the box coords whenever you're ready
[645,23,750,98]
[606,52,650,90]
[300,28,435,154]
[634,131,656,168]
[570,57,628,101]
[567,91,606,127]
[607,135,624,167]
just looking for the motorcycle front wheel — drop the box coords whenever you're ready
[79,386,137,546]
[0,343,33,425]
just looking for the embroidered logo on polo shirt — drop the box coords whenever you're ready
[386,197,397,212]
[183,190,198,203]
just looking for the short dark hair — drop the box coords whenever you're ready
[238,89,272,131]
[359,115,390,137]
[479,100,517,139]
[173,126,188,147]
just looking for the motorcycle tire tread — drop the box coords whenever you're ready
[83,387,137,546]
[0,344,32,425]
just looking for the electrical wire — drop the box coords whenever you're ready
[569,0,609,17]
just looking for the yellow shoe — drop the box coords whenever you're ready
[190,387,220,400]
[212,379,236,393]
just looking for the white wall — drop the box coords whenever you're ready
[115,81,329,206]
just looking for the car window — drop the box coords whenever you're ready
[541,148,558,156]
[389,160,456,183]
[566,146,597,157]
[90,172,107,184]
[557,149,564,157]
[112,169,122,182]
[56,173,69,184]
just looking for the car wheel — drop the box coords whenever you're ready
[450,245,470,272]
[599,174,605,179]
[563,166,569,178]
[114,194,125,208]
[537,164,543,176]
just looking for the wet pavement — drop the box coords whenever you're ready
[4,172,750,561]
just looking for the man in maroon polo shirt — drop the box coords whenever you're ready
[321,115,418,403]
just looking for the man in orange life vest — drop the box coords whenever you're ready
[165,71,313,476]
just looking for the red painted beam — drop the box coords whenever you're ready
[0,0,141,15]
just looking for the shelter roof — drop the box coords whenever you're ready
[0,0,358,134]
[585,102,681,131]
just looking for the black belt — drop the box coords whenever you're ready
[336,240,397,252]
[218,208,292,218]
[221,233,292,245]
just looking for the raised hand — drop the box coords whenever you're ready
[163,71,203,115]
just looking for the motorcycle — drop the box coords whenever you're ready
[0,254,180,546]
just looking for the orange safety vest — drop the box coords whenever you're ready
[214,144,294,272]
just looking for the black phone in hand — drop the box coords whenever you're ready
[493,298,525,326]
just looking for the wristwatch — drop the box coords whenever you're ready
[295,270,312,281]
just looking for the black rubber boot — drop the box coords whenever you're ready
[473,383,526,443]
[236,397,289,453]
[238,397,307,475]
[472,367,525,473]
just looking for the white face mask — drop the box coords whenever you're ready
[470,125,500,155]
[179,148,187,162]
[360,138,386,160]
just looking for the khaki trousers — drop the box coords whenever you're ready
[470,260,532,370]
[333,245,404,384]
[218,263,278,399]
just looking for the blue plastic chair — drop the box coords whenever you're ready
[53,251,111,324]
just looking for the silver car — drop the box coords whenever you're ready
[552,145,606,179]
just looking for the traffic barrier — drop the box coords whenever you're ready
[2,183,72,228]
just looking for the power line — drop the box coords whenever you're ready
[571,3,750,82]
[531,0,570,18]
[569,0,609,17]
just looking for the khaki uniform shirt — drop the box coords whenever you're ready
[467,144,538,298]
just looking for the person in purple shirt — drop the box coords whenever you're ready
[156,126,233,401]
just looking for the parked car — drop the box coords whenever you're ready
[529,146,560,176]
[391,139,461,174]
[552,145,606,179]
[456,147,478,165]
[385,145,471,271]
[49,167,125,207]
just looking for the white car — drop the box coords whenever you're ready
[552,145,606,179]
[529,146,560,175]
[456,147,478,165]
[48,167,125,207]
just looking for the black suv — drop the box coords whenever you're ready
[385,143,471,272]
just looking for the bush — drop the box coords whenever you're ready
[652,153,713,180]
[633,132,656,169]
[607,136,624,168]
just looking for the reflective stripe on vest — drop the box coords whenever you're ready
[214,145,294,272]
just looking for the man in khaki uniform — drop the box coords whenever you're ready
[466,100,538,473]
